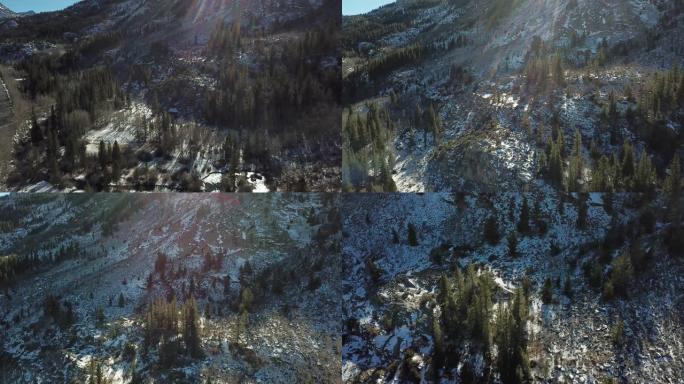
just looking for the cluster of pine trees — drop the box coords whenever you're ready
[494,287,531,383]
[85,359,111,384]
[626,67,684,158]
[530,116,678,193]
[432,266,495,378]
[204,23,338,131]
[12,54,126,190]
[431,265,532,383]
[143,296,203,367]
[342,104,396,192]
[43,293,76,329]
[579,196,680,302]
[0,242,84,288]
[0,255,20,287]
[366,44,426,81]
[342,21,407,52]
[483,196,550,256]
[521,43,683,193]
[523,47,565,92]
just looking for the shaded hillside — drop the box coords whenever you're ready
[0,0,342,192]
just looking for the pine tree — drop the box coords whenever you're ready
[634,151,656,193]
[517,198,530,235]
[129,357,141,384]
[567,129,583,192]
[541,278,553,304]
[484,216,500,245]
[563,275,572,298]
[507,232,518,257]
[112,141,121,183]
[664,154,682,199]
[408,223,418,246]
[495,288,530,384]
[183,297,203,358]
[96,306,105,326]
[621,139,635,180]
[98,140,107,170]
[30,111,43,144]
[576,193,588,230]
[553,54,565,87]
[548,138,564,187]
[118,293,125,307]
[608,254,634,298]
[431,312,444,378]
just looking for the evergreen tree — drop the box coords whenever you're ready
[183,297,203,358]
[408,223,418,246]
[431,312,444,379]
[98,140,107,170]
[111,141,121,183]
[495,288,530,384]
[484,215,500,245]
[541,278,553,304]
[576,193,588,230]
[547,138,564,187]
[563,275,572,298]
[567,129,583,192]
[30,111,43,144]
[507,232,518,257]
[621,140,635,180]
[634,151,657,193]
[607,254,634,298]
[664,154,682,199]
[516,198,530,234]
[553,54,565,87]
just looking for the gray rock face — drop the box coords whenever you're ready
[0,2,16,19]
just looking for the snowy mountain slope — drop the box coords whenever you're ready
[343,0,684,192]
[342,192,684,383]
[0,193,341,383]
[0,2,15,19]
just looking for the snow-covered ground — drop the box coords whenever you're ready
[342,191,684,383]
[0,193,340,383]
